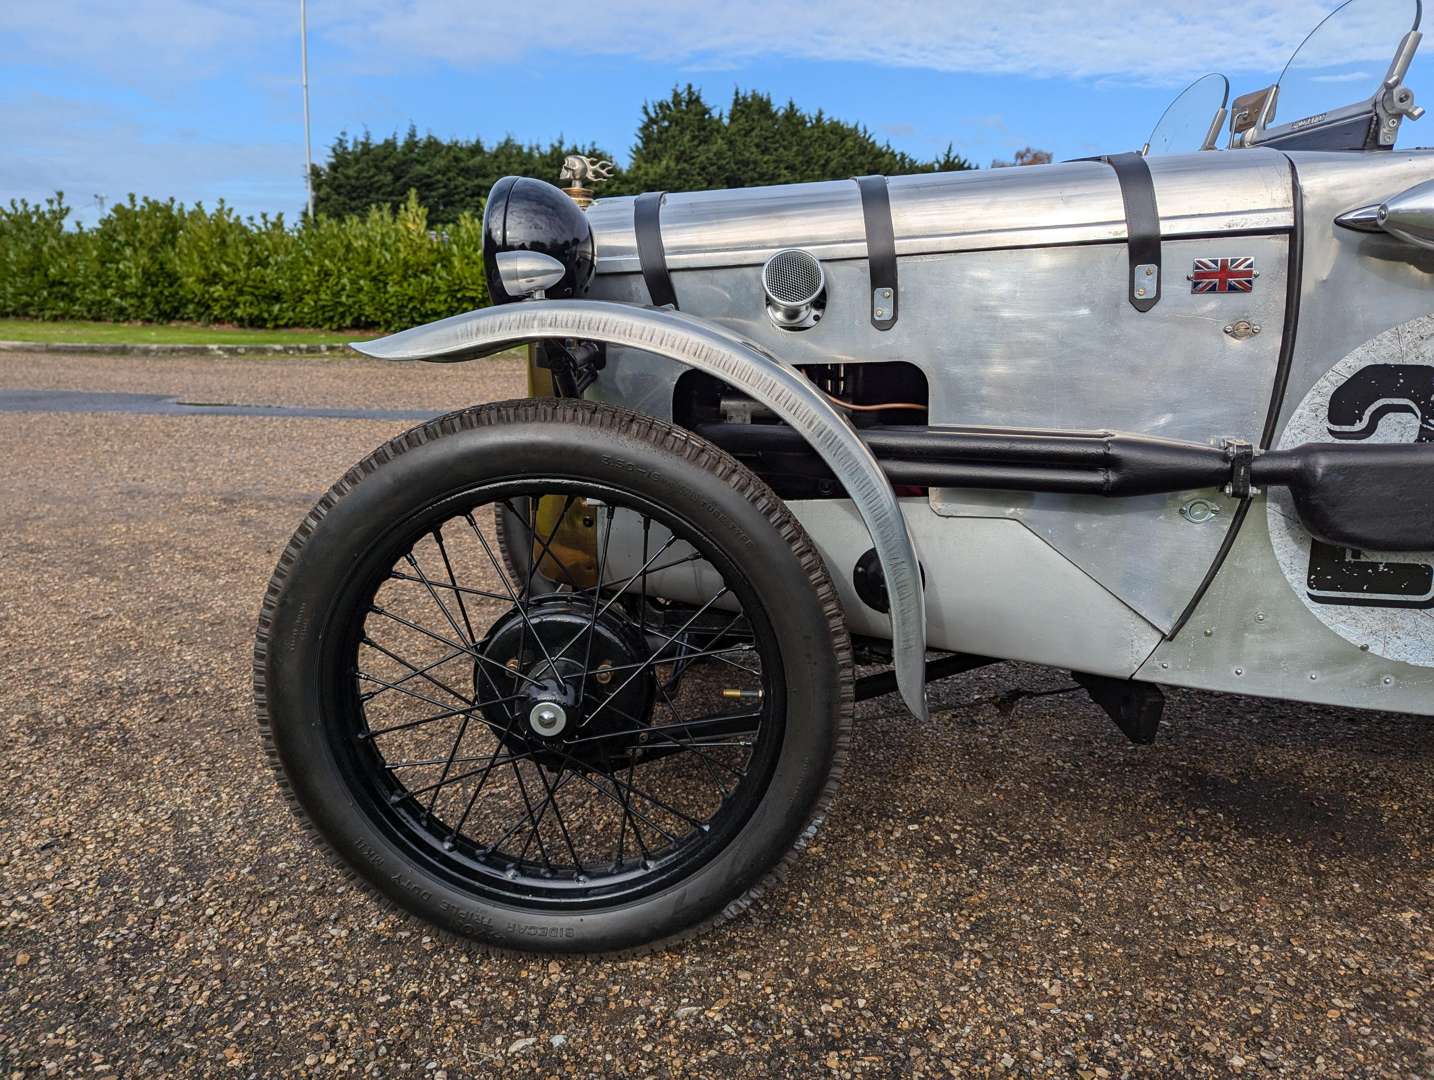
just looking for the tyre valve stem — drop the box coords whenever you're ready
[721,688,763,700]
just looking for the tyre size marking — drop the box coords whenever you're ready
[352,836,385,869]
[286,600,312,655]
[505,923,576,939]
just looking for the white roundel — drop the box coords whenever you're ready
[1266,315,1434,668]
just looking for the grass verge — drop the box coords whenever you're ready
[0,319,377,347]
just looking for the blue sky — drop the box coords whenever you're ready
[0,1,1421,227]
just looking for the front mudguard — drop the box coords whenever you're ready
[353,299,929,720]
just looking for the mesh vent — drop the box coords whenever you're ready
[762,249,824,307]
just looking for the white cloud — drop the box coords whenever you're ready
[315,1,1376,85]
[0,1,1403,86]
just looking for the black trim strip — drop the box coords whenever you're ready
[1259,157,1305,449]
[633,191,678,310]
[1166,154,1305,639]
[1104,153,1162,311]
[854,175,898,330]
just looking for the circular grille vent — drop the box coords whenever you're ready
[762,249,825,308]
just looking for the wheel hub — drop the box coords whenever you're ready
[476,594,657,771]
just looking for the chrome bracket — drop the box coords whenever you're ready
[872,287,895,323]
[1134,264,1159,302]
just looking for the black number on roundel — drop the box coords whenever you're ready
[1306,364,1434,610]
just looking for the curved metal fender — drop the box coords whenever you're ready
[353,300,930,720]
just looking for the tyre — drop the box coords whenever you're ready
[254,399,852,953]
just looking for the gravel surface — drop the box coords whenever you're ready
[1,351,1431,1078]
[0,350,526,410]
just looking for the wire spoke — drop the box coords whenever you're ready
[388,570,513,605]
[591,699,752,781]
[577,504,617,711]
[355,672,521,740]
[533,763,584,873]
[500,496,592,596]
[565,768,682,846]
[387,750,526,770]
[569,551,707,594]
[361,700,509,740]
[581,586,731,728]
[469,510,568,688]
[510,762,555,871]
[368,603,545,688]
[639,517,652,640]
[615,750,649,866]
[433,527,478,643]
[447,708,523,842]
[361,635,475,707]
[580,641,756,679]
[403,549,473,649]
[691,648,762,677]
[548,533,681,664]
[565,710,763,746]
[654,675,731,798]
[598,764,712,832]
[358,643,468,701]
[398,748,544,798]
[424,710,474,816]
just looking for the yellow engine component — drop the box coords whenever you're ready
[530,494,599,588]
[526,343,555,397]
[522,339,590,584]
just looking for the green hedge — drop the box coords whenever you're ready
[0,191,487,331]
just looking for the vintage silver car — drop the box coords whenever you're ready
[256,0,1434,953]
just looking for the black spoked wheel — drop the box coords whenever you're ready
[346,478,780,906]
[256,400,851,953]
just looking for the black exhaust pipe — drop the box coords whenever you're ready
[690,422,1233,496]
[691,421,1433,553]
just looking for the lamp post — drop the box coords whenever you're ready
[300,0,315,220]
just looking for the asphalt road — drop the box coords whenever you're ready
[1,351,1431,1078]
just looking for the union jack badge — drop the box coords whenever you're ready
[1190,257,1256,294]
